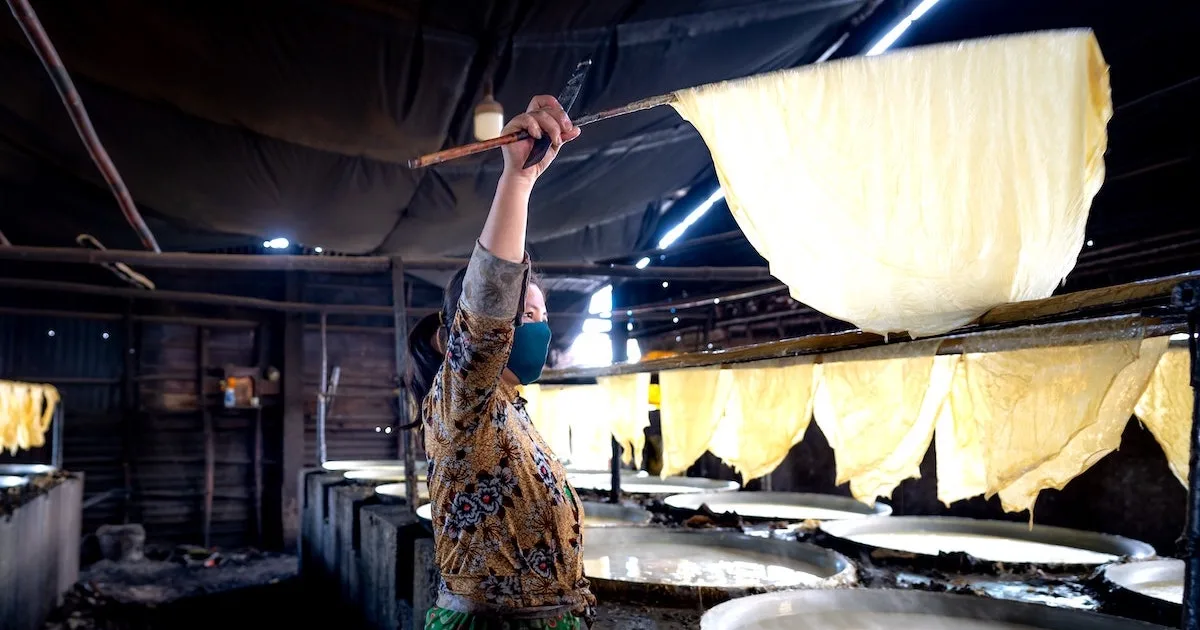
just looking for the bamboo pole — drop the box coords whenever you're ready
[6,0,160,252]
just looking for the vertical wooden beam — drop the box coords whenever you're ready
[198,327,213,547]
[609,292,629,502]
[280,272,305,550]
[121,300,137,523]
[390,257,417,509]
[253,323,268,546]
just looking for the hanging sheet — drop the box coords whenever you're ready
[814,341,955,503]
[659,367,733,476]
[1135,346,1194,485]
[709,359,817,481]
[935,319,1144,508]
[599,374,652,467]
[521,385,574,463]
[997,336,1167,513]
[0,380,58,455]
[671,30,1112,337]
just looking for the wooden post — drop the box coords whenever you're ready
[198,327,213,547]
[253,323,268,546]
[390,257,418,510]
[280,272,305,551]
[121,301,137,523]
[609,295,629,502]
[1175,281,1200,630]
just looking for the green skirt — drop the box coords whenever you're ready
[424,607,582,630]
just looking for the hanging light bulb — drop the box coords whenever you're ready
[473,81,504,141]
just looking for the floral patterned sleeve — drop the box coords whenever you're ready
[426,241,528,443]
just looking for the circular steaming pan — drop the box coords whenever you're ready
[665,491,892,522]
[343,468,429,483]
[701,588,1170,629]
[414,501,651,528]
[821,516,1153,566]
[568,472,739,495]
[582,527,854,607]
[1,475,30,489]
[322,459,429,472]
[0,463,56,476]
[582,501,652,527]
[373,482,430,504]
[1105,559,1183,606]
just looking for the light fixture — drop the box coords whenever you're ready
[662,281,669,288]
[635,257,651,269]
[657,188,726,249]
[1086,240,1094,247]
[102,332,110,340]
[385,426,393,434]
[263,237,290,249]
[47,329,55,337]
[626,322,633,331]
[474,81,505,141]
[866,0,941,56]
[672,317,679,324]
[713,298,720,304]
[314,246,324,254]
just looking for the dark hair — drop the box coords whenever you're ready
[407,264,544,406]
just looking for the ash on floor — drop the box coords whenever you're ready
[593,603,702,630]
[43,547,300,630]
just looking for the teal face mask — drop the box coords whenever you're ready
[507,321,552,385]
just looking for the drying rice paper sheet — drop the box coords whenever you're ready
[672,30,1111,337]
[814,340,954,504]
[599,374,652,467]
[936,318,1145,508]
[998,335,1167,513]
[659,367,733,477]
[709,359,817,481]
[1135,346,1194,485]
[0,380,58,455]
[520,384,576,465]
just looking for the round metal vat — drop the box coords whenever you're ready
[322,459,428,472]
[665,491,891,522]
[0,463,56,476]
[581,527,855,607]
[0,475,30,489]
[1104,559,1182,606]
[568,472,739,495]
[700,588,1170,629]
[343,468,428,483]
[373,482,430,504]
[820,516,1153,567]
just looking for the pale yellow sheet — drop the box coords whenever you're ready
[997,336,1168,513]
[672,30,1111,337]
[520,385,574,463]
[813,341,954,503]
[659,368,733,476]
[1135,346,1194,485]
[599,374,651,467]
[935,323,1143,507]
[0,380,59,455]
[709,359,817,481]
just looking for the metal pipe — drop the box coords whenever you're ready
[1175,280,1200,630]
[317,312,329,465]
[5,0,161,252]
[0,245,772,280]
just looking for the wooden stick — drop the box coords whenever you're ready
[407,93,679,169]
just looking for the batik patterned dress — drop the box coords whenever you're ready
[423,243,595,629]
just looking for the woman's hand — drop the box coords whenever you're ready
[500,95,581,183]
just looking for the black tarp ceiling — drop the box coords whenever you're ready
[0,0,877,262]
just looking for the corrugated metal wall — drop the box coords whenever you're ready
[0,313,124,536]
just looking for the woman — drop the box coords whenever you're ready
[408,95,594,629]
